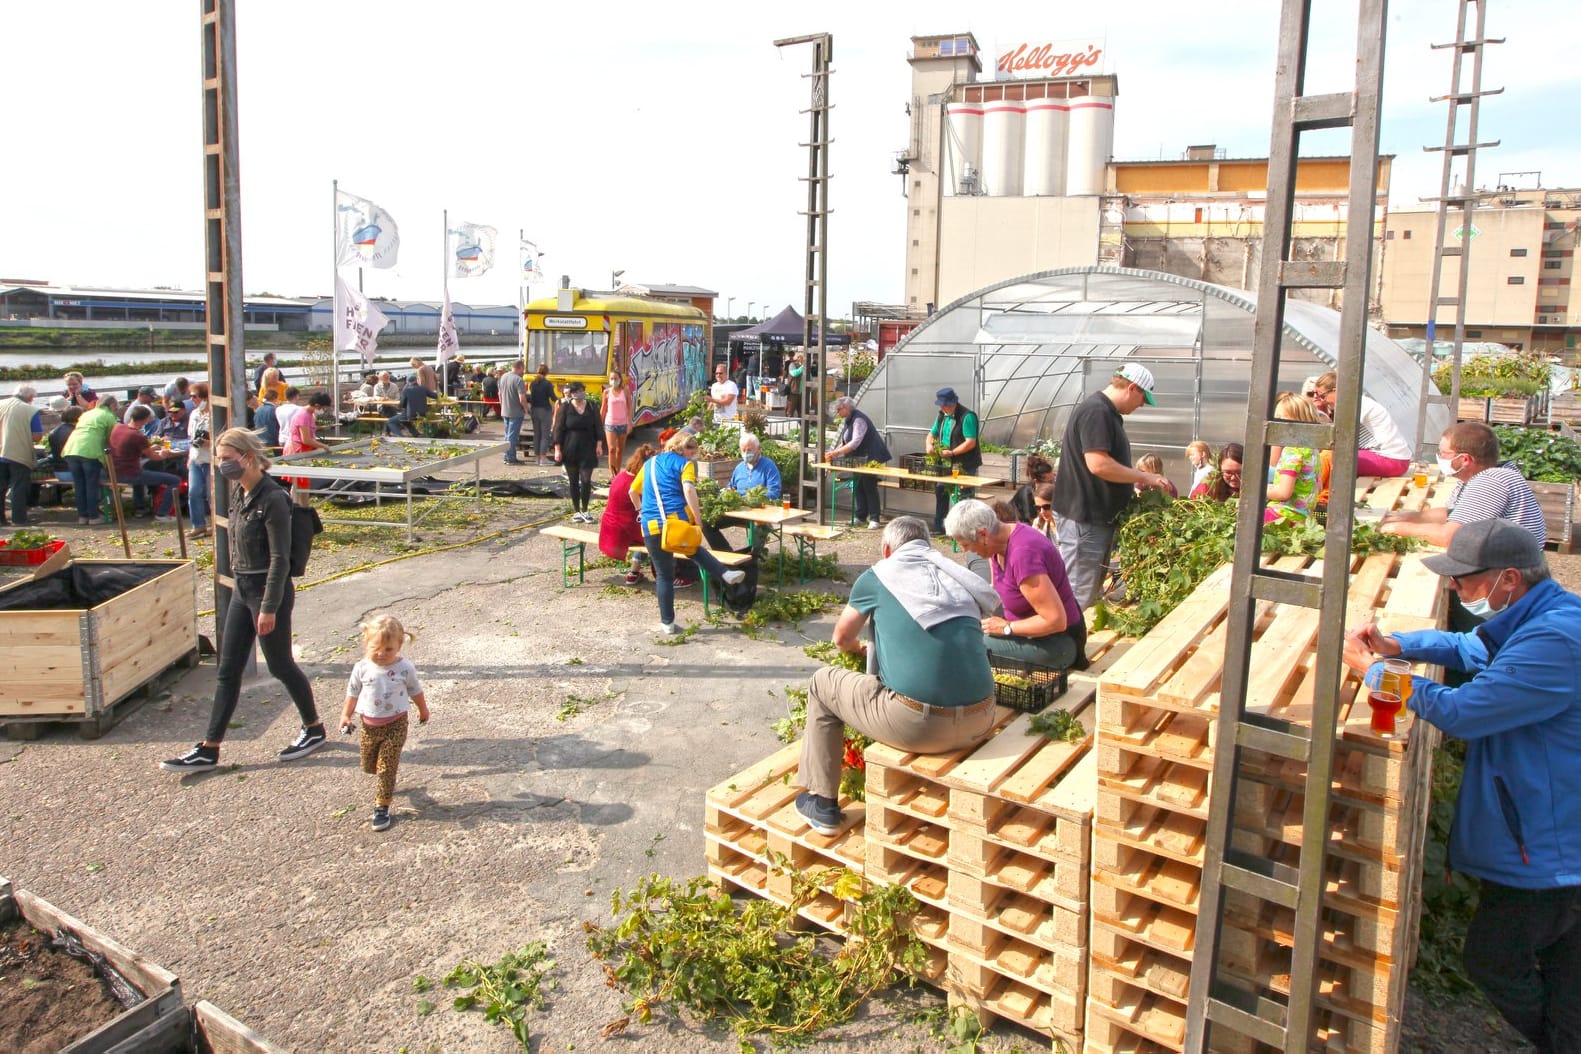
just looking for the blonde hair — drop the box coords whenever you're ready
[361,614,414,654]
[214,427,273,470]
[63,371,85,384]
[260,367,282,390]
[663,431,698,454]
[1186,440,1210,464]
[1136,453,1165,475]
[1274,392,1321,424]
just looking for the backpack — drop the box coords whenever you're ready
[709,549,760,618]
[271,475,323,577]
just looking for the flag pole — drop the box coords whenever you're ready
[438,208,448,392]
[518,228,528,370]
[330,179,340,413]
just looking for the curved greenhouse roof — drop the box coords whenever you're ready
[855,267,1447,465]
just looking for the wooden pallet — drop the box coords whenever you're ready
[1085,550,1442,1052]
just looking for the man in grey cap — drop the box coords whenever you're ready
[1344,518,1581,1051]
[1049,364,1169,608]
[124,386,162,434]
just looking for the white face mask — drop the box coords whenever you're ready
[1462,572,1512,618]
[1437,456,1456,476]
[743,451,758,465]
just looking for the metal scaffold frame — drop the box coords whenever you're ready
[1414,0,1504,458]
[199,0,249,645]
[1185,1,1387,1049]
[775,32,833,519]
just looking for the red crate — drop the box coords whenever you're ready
[0,539,65,566]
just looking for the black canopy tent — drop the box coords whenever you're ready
[727,305,850,380]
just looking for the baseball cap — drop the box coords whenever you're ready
[1116,364,1157,405]
[138,385,157,397]
[1421,518,1543,578]
[48,396,69,412]
[935,387,959,407]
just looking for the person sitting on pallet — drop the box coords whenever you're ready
[795,516,1001,836]
[1343,518,1581,1053]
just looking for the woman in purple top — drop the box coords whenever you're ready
[946,498,1086,670]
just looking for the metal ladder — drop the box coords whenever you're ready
[1413,0,1503,457]
[775,33,833,519]
[1184,1,1387,1049]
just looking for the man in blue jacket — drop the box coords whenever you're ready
[1344,518,1581,1052]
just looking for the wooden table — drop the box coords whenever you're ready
[721,505,811,585]
[811,461,1004,530]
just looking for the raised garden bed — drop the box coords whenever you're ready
[0,560,198,738]
[0,876,186,1054]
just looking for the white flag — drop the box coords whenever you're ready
[334,189,400,270]
[448,222,497,278]
[437,292,460,365]
[333,274,390,365]
[520,239,542,282]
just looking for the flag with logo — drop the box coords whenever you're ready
[436,291,460,364]
[334,189,400,269]
[448,222,497,279]
[333,274,390,364]
[520,239,542,282]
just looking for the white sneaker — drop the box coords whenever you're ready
[657,622,681,635]
[722,569,746,585]
[866,519,880,530]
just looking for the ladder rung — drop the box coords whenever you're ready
[1424,142,1499,156]
[1436,297,1462,307]
[1441,246,1464,257]
[1265,420,1328,450]
[1278,260,1346,289]
[1205,993,1289,1049]
[1220,855,1299,909]
[1235,718,1312,763]
[1429,88,1504,103]
[1431,37,1505,50]
[1290,91,1353,130]
[1249,571,1321,609]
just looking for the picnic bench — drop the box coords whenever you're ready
[540,523,751,617]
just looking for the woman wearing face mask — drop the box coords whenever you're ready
[602,371,632,474]
[161,429,324,771]
[553,382,604,523]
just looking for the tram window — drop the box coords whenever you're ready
[550,331,608,375]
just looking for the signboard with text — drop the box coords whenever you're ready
[994,40,1104,79]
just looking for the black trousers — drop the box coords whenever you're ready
[853,475,880,522]
[204,572,319,744]
[1464,878,1581,1052]
[565,459,595,511]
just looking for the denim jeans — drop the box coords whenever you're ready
[502,414,525,461]
[65,456,102,520]
[530,406,554,458]
[188,460,212,530]
[117,468,183,516]
[385,413,419,437]
[643,531,733,626]
[204,572,319,743]
[0,459,30,523]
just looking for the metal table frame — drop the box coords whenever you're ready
[269,437,507,542]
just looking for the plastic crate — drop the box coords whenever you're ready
[831,455,866,468]
[989,656,1068,714]
[899,453,951,477]
[0,539,65,566]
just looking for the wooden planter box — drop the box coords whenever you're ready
[1529,481,1580,553]
[0,560,198,735]
[191,1000,289,1054]
[0,876,187,1054]
[1458,392,1550,425]
[696,456,737,485]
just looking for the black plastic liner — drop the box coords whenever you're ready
[0,563,175,612]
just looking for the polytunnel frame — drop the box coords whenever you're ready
[851,266,1445,468]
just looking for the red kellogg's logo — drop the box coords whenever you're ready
[996,42,1103,78]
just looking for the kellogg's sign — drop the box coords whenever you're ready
[995,41,1103,79]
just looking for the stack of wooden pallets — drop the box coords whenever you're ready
[1084,554,1442,1053]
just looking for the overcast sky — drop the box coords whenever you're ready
[2,1,1576,317]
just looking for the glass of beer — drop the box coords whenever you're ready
[782,496,792,511]
[1412,462,1429,488]
[951,464,962,478]
[1381,658,1413,704]
[1367,689,1402,736]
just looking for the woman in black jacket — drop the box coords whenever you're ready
[553,382,605,522]
[161,428,323,771]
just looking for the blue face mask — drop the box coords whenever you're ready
[1462,573,1510,618]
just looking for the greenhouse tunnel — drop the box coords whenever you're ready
[853,268,1449,479]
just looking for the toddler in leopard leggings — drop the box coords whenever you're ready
[339,615,428,832]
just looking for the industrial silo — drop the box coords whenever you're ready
[1065,98,1115,196]
[1022,98,1068,196]
[980,98,1026,197]
[943,101,983,196]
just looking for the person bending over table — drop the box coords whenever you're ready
[628,431,747,636]
[386,376,435,438]
[827,395,891,529]
[703,432,783,552]
[1310,370,1411,478]
[795,515,1001,835]
[110,406,183,521]
[1342,519,1581,1052]
[925,387,980,534]
[601,444,657,584]
[947,498,1087,672]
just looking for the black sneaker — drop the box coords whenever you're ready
[371,806,392,832]
[160,743,218,772]
[795,792,845,836]
[278,725,327,761]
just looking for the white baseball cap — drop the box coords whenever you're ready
[1116,363,1157,405]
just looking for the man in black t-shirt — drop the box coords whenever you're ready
[1050,364,1168,608]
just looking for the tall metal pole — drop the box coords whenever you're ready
[200,0,248,645]
[331,178,341,410]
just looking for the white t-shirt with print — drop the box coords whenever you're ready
[710,380,740,423]
[346,657,423,719]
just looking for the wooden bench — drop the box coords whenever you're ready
[540,523,751,616]
[782,523,844,583]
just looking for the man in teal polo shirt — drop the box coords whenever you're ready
[796,516,1001,834]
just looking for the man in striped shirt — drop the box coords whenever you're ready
[1381,422,1546,547]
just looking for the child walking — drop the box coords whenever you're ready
[340,615,428,832]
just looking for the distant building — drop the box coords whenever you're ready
[0,281,312,331]
[304,298,518,335]
[898,32,1390,313]
[1378,185,1581,353]
[614,282,717,320]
